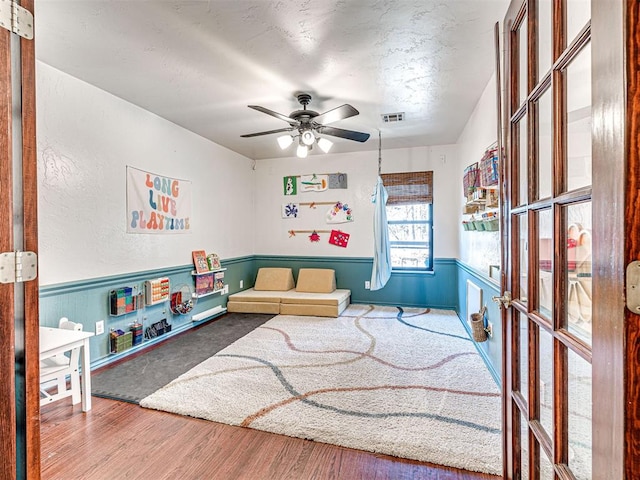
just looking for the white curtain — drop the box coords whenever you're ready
[370,176,391,290]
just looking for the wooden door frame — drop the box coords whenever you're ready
[591,1,629,479]
[621,2,640,478]
[0,14,18,480]
[0,0,40,478]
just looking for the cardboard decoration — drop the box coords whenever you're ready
[329,230,350,248]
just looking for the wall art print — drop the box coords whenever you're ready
[282,203,299,219]
[329,230,350,248]
[300,173,328,192]
[283,176,297,196]
[127,166,191,234]
[328,173,348,189]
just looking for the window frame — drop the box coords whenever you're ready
[381,171,434,272]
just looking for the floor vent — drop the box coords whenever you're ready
[381,112,405,123]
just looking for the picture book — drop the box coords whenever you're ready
[192,250,209,273]
[214,271,225,291]
[195,273,214,296]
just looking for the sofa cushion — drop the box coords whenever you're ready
[254,267,295,291]
[227,301,280,315]
[228,289,283,303]
[280,289,350,306]
[279,294,350,318]
[295,268,336,293]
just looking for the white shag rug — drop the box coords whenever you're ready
[141,305,502,475]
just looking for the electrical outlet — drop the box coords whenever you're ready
[486,322,493,338]
[240,280,244,289]
[223,284,229,295]
[95,320,104,335]
[364,281,371,289]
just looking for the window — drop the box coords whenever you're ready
[381,171,433,270]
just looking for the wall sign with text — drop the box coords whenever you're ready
[127,166,192,234]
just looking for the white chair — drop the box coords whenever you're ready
[40,317,83,406]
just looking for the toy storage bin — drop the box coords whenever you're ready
[473,220,486,231]
[110,331,133,354]
[484,218,499,231]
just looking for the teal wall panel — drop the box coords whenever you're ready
[39,258,254,368]
[455,261,502,386]
[254,256,458,309]
[40,255,502,383]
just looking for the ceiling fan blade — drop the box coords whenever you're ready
[241,127,294,138]
[313,104,359,125]
[248,105,299,125]
[316,126,370,143]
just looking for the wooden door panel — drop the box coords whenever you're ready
[0,1,40,478]
[501,1,599,478]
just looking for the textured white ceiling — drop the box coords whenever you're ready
[34,1,509,160]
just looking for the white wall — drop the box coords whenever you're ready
[36,62,255,285]
[456,72,501,275]
[252,144,460,259]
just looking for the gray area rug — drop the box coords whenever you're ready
[91,313,274,403]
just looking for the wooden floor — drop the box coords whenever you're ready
[41,396,502,480]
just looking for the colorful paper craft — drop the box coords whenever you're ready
[329,230,350,248]
[326,202,353,223]
[282,203,299,218]
[300,174,328,192]
[283,176,297,196]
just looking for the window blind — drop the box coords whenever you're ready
[381,171,433,205]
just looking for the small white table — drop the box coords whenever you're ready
[39,327,95,412]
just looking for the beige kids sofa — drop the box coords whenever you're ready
[227,267,350,317]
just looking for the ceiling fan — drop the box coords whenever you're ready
[241,93,370,157]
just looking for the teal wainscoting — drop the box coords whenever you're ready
[39,256,254,369]
[254,256,458,309]
[456,261,502,386]
[40,256,488,373]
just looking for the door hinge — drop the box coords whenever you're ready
[0,251,37,284]
[0,0,34,40]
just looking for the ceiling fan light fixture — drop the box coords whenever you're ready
[277,134,294,150]
[317,137,333,153]
[296,144,308,158]
[301,129,315,146]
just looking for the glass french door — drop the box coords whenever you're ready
[502,0,594,478]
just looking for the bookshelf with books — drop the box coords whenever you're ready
[190,249,226,298]
[191,268,226,298]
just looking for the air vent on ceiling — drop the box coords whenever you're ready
[381,112,405,123]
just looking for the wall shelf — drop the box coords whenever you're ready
[192,268,226,297]
[193,288,224,299]
[191,268,227,275]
